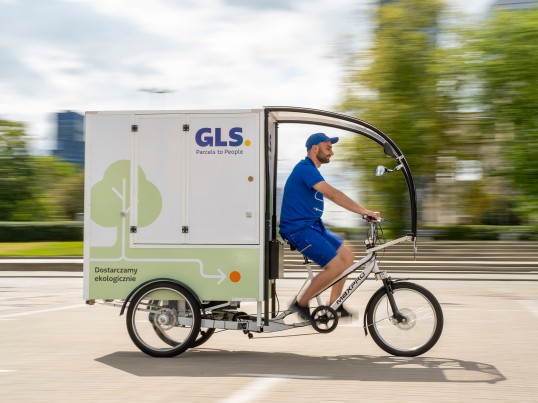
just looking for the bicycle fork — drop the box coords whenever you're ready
[380,276,407,323]
[363,272,408,336]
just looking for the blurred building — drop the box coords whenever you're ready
[53,111,85,165]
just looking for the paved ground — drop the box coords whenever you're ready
[0,272,537,402]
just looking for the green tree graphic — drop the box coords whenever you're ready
[91,160,162,229]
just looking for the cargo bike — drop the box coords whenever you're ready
[84,107,443,358]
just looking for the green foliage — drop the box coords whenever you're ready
[340,2,538,229]
[0,221,83,242]
[0,120,36,220]
[463,8,538,222]
[339,0,454,233]
[0,118,84,221]
[0,242,83,257]
[31,156,83,220]
[52,171,84,220]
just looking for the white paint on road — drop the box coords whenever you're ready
[219,377,284,403]
[232,373,328,380]
[0,304,85,319]
[219,372,329,402]
[518,300,538,319]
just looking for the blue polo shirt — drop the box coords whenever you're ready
[279,157,326,236]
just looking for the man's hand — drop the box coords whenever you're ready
[363,211,380,222]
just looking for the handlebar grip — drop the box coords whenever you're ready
[362,214,379,222]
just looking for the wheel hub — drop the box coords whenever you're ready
[391,308,416,330]
[153,308,176,330]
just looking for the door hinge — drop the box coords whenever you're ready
[182,226,189,233]
[131,125,138,132]
[130,226,137,233]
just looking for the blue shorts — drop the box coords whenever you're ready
[282,221,343,267]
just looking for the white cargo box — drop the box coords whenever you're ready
[84,109,269,302]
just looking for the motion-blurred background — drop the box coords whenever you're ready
[1,0,537,245]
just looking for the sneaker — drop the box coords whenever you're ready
[336,304,352,318]
[289,300,313,323]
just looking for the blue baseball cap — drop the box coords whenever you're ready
[305,132,339,150]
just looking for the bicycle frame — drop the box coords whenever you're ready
[199,223,414,333]
[305,231,414,316]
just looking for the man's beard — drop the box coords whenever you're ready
[317,149,331,164]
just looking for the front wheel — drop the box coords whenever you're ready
[126,282,201,357]
[366,281,443,357]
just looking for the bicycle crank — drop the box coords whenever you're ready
[311,306,339,333]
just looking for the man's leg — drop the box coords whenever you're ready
[297,243,354,306]
[328,243,354,304]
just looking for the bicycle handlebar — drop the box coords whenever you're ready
[362,214,383,223]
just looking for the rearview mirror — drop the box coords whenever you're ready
[376,164,403,176]
[376,166,387,176]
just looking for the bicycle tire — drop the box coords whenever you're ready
[191,328,216,348]
[126,282,201,357]
[366,281,443,357]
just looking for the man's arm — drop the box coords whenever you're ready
[313,181,378,218]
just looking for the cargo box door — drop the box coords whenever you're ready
[186,113,260,244]
[131,114,185,245]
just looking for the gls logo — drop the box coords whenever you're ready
[195,127,243,147]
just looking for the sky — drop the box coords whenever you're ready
[1,0,493,155]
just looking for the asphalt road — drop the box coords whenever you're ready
[0,272,537,402]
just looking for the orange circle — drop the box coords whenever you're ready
[229,271,241,282]
[245,140,251,146]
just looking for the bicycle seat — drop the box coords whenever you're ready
[285,242,312,264]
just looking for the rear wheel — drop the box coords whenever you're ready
[366,282,443,357]
[126,282,201,357]
[191,328,216,348]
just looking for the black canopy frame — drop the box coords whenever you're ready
[264,106,417,239]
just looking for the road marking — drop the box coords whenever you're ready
[232,373,328,380]
[219,372,329,402]
[219,377,284,403]
[0,304,85,319]
[517,300,538,319]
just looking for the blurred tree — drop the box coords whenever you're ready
[53,171,84,220]
[0,120,37,220]
[339,0,457,233]
[0,119,83,221]
[465,8,538,223]
[32,156,82,220]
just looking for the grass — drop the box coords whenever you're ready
[0,242,83,257]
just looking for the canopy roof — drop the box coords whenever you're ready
[264,106,417,237]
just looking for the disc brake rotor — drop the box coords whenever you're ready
[391,308,416,330]
[152,308,177,330]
